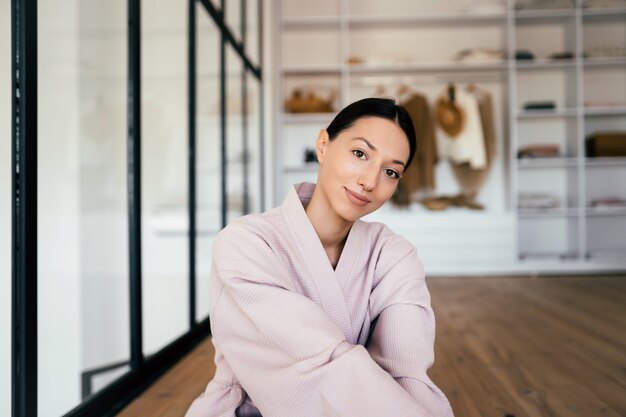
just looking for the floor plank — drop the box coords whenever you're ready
[118,275,626,416]
[429,276,626,417]
[117,340,216,416]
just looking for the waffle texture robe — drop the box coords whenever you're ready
[185,182,454,417]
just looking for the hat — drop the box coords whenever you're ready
[436,96,465,138]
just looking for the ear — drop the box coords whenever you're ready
[315,129,330,164]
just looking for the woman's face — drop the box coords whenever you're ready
[315,116,410,222]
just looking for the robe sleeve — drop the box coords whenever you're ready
[209,223,428,417]
[366,235,454,417]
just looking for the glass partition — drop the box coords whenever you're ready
[141,0,189,355]
[247,71,263,214]
[226,45,245,224]
[225,0,242,42]
[76,0,131,397]
[38,0,130,414]
[245,0,260,66]
[8,0,262,413]
[196,2,222,320]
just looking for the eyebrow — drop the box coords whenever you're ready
[352,137,406,168]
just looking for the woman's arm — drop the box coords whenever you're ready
[209,223,428,417]
[366,236,454,417]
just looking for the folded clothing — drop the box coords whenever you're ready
[419,194,484,211]
[454,48,505,63]
[590,197,626,209]
[549,51,575,60]
[519,193,561,209]
[584,46,626,58]
[524,101,556,110]
[518,144,561,158]
[516,50,535,60]
[586,131,626,157]
[285,88,336,113]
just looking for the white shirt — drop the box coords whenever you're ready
[435,88,487,169]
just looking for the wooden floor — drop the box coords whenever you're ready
[118,275,626,417]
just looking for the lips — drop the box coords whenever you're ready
[344,187,371,207]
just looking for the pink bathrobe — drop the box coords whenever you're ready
[185,182,454,417]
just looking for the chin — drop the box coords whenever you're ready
[338,200,381,222]
[341,211,363,223]
[328,199,360,223]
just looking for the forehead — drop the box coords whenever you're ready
[340,116,409,149]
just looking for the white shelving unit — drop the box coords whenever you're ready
[510,1,626,264]
[273,0,626,274]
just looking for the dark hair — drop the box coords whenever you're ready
[325,97,416,168]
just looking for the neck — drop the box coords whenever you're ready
[305,185,353,250]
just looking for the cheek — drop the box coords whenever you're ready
[342,159,364,175]
[376,180,398,200]
[328,152,361,176]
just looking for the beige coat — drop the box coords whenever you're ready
[400,93,439,196]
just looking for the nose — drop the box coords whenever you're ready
[358,167,378,192]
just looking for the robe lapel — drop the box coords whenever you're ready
[281,183,358,341]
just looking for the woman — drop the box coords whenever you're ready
[185,98,454,417]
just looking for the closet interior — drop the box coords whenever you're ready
[274,0,626,273]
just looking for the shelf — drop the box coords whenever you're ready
[586,250,626,260]
[283,113,335,123]
[348,12,506,27]
[283,57,626,76]
[517,108,579,119]
[282,16,342,28]
[584,106,626,116]
[582,6,626,15]
[349,61,508,75]
[583,57,626,68]
[514,8,576,20]
[585,157,626,167]
[512,107,626,117]
[282,12,507,28]
[519,251,580,261]
[517,157,578,168]
[582,7,626,20]
[586,206,626,217]
[518,207,580,218]
[515,59,577,70]
[283,65,342,75]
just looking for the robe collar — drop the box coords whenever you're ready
[280,182,362,340]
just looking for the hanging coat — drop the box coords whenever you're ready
[185,182,454,417]
[401,93,439,196]
[450,85,498,200]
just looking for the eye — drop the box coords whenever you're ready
[352,149,367,160]
[384,169,400,179]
